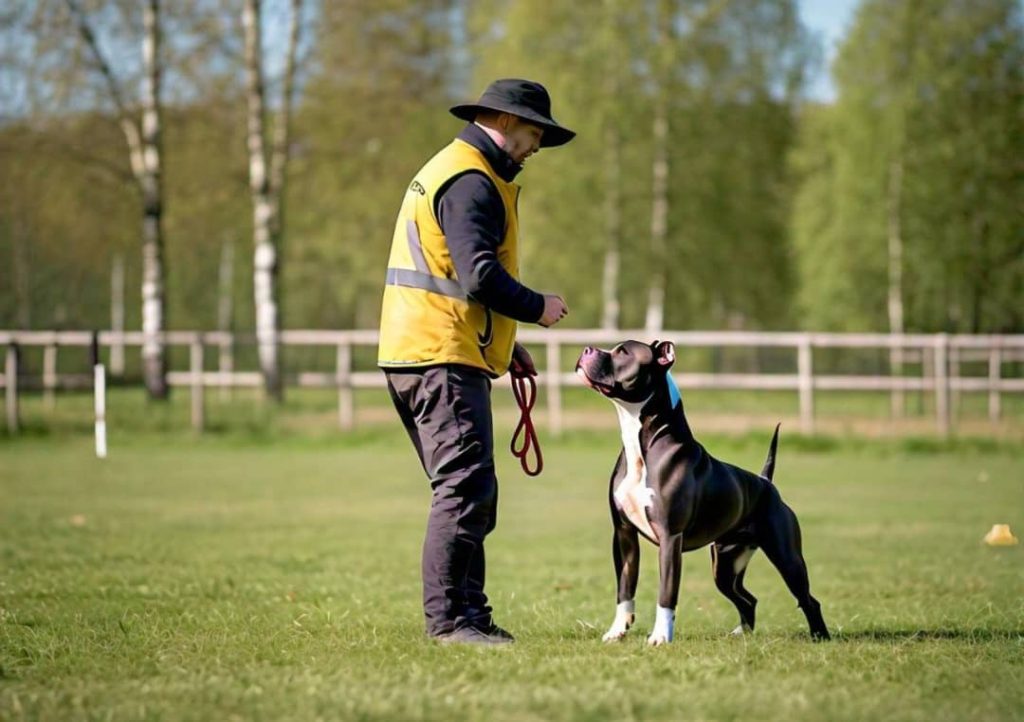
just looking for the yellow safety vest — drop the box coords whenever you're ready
[377,138,521,376]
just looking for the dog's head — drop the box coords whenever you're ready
[575,340,676,404]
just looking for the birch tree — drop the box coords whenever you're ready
[242,0,302,401]
[600,0,624,329]
[644,0,674,334]
[66,0,168,398]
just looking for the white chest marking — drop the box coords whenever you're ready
[612,397,658,542]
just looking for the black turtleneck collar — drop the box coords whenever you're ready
[457,123,522,182]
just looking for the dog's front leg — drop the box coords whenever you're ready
[603,523,640,642]
[649,532,683,646]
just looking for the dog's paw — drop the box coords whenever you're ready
[602,627,629,643]
[646,632,671,647]
[601,612,634,643]
[730,624,753,636]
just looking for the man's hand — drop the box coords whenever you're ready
[538,294,568,327]
[510,342,536,378]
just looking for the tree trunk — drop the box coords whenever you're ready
[66,0,167,398]
[601,90,622,329]
[602,125,622,330]
[600,0,622,330]
[645,98,669,334]
[243,0,280,400]
[645,0,673,335]
[140,0,167,398]
[243,0,302,402]
[887,156,904,418]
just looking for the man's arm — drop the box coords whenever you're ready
[437,172,545,323]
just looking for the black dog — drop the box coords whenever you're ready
[576,340,830,645]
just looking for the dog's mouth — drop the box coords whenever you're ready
[576,365,614,396]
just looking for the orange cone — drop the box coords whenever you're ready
[984,524,1019,546]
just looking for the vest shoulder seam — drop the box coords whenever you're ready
[433,168,504,232]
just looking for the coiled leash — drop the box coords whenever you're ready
[510,368,543,477]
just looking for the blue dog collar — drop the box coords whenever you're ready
[667,374,681,408]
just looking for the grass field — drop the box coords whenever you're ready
[2,415,1023,720]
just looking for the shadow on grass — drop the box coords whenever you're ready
[547,627,1023,644]
[833,628,1023,643]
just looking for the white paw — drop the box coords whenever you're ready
[602,613,634,642]
[602,627,629,642]
[602,601,635,643]
[647,606,675,646]
[647,632,671,647]
[598,618,630,639]
[730,624,753,636]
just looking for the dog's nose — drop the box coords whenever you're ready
[583,346,595,355]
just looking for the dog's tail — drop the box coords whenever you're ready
[760,423,780,482]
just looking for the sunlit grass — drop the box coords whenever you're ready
[2,429,1022,720]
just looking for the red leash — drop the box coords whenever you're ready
[510,371,543,476]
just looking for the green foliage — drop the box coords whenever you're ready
[0,0,1020,337]
[792,0,1024,333]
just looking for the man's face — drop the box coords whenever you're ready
[500,115,544,165]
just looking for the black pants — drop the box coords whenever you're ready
[386,365,498,637]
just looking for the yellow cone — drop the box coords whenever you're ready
[984,524,1019,546]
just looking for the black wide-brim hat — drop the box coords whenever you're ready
[450,78,576,148]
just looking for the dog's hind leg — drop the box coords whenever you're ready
[755,488,830,640]
[711,542,758,635]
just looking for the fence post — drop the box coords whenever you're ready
[546,338,562,438]
[190,336,204,431]
[43,342,58,411]
[988,344,1001,423]
[934,334,950,438]
[5,343,18,434]
[797,335,814,435]
[337,342,354,431]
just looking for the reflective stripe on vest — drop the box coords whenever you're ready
[384,268,467,301]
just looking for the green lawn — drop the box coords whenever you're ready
[2,424,1023,720]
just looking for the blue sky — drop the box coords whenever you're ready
[798,0,862,101]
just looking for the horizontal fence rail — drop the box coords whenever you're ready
[2,329,1023,437]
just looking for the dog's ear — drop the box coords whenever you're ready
[654,341,675,369]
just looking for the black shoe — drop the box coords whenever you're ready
[480,623,515,642]
[434,625,513,646]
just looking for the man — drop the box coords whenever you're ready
[378,79,574,645]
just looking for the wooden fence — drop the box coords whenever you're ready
[1,329,1022,437]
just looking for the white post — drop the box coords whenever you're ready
[5,343,18,434]
[547,339,562,438]
[988,345,1001,423]
[337,342,353,431]
[798,336,814,435]
[91,332,106,457]
[934,334,950,438]
[191,337,204,431]
[43,343,57,412]
[94,362,107,459]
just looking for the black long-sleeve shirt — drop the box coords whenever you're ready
[435,123,545,324]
